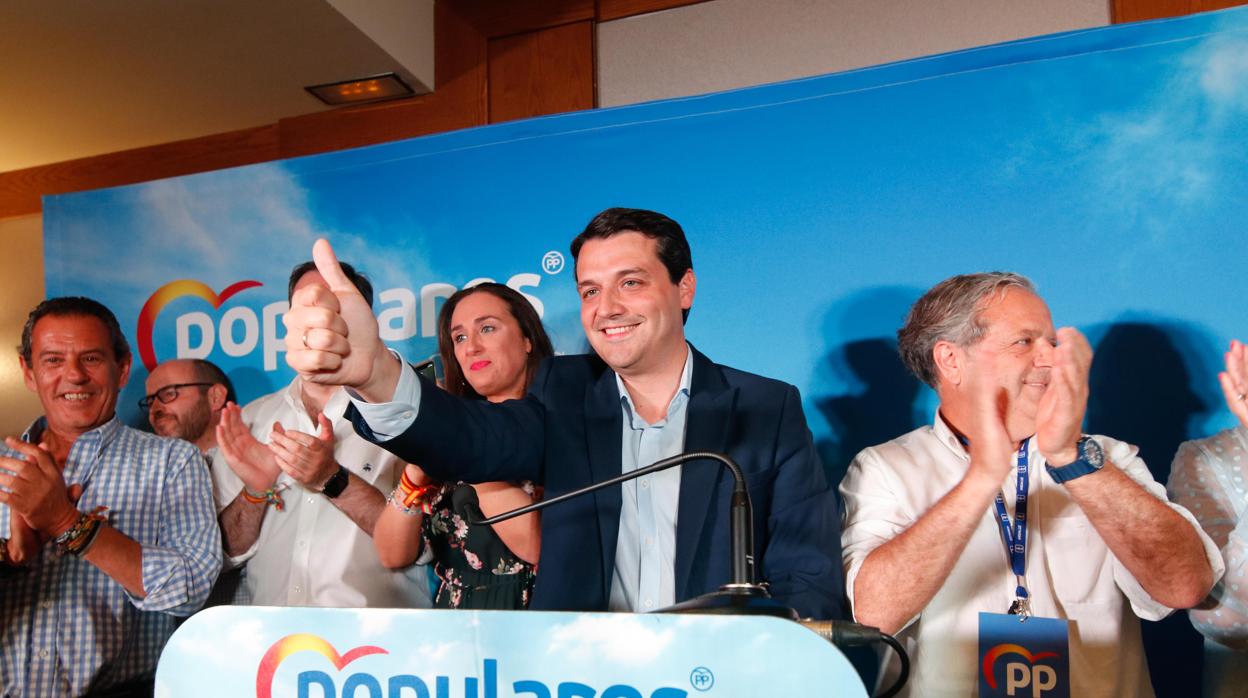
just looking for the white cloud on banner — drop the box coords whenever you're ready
[402,639,473,667]
[1200,35,1248,113]
[357,609,397,639]
[171,615,269,668]
[51,162,437,304]
[545,615,674,665]
[135,165,319,274]
[1081,32,1248,236]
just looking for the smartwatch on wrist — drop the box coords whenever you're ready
[1045,436,1105,484]
[320,464,350,499]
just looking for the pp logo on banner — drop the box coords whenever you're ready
[978,613,1069,698]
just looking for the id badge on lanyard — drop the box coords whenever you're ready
[979,438,1072,697]
[994,438,1031,618]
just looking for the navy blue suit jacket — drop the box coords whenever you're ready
[349,347,845,619]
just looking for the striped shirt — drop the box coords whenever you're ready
[0,416,222,697]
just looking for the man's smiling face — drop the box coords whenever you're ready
[22,314,130,438]
[576,231,695,379]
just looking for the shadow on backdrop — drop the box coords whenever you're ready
[809,287,927,491]
[1086,319,1222,698]
[807,287,926,692]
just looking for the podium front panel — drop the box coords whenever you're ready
[156,607,867,697]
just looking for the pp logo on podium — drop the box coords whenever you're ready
[689,667,714,692]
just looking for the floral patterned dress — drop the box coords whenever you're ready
[422,482,537,609]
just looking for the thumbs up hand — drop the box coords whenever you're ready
[284,239,401,401]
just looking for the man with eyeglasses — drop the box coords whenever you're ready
[142,358,233,454]
[143,358,246,606]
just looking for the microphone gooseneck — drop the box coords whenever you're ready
[476,450,757,588]
[475,450,911,696]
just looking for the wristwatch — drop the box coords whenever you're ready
[320,464,350,499]
[1046,436,1105,484]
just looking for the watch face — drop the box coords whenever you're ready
[322,466,349,498]
[1082,437,1105,468]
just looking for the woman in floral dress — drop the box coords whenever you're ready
[373,283,552,609]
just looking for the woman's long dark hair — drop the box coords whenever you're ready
[436,283,554,400]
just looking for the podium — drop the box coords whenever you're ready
[156,607,867,697]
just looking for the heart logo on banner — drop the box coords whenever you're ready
[135,278,263,370]
[255,633,388,698]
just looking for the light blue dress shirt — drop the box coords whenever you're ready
[351,346,695,611]
[608,347,692,611]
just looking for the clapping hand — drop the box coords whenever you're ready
[268,414,339,490]
[1219,339,1248,430]
[1035,327,1093,466]
[965,354,1015,486]
[0,439,78,538]
[216,402,281,493]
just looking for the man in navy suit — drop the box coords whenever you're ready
[284,208,844,619]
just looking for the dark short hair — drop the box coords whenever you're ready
[287,260,374,309]
[189,358,237,404]
[570,208,694,323]
[19,297,131,365]
[437,283,554,400]
[897,272,1037,389]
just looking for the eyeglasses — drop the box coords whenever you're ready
[139,383,213,410]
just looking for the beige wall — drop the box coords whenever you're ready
[598,0,1110,107]
[0,214,46,436]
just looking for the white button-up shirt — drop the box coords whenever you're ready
[840,413,1223,697]
[219,379,430,608]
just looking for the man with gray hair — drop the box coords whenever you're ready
[840,272,1220,697]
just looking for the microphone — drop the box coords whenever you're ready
[477,450,762,603]
[477,450,911,697]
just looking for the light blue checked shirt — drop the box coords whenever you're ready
[0,416,222,697]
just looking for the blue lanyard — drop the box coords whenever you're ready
[993,438,1030,607]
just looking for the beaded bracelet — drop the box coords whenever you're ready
[53,506,109,557]
[390,476,440,516]
[242,483,289,511]
[386,492,423,517]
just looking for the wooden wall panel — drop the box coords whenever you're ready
[0,125,279,218]
[488,21,596,124]
[448,0,593,39]
[1113,0,1248,22]
[1114,0,1197,22]
[597,0,709,22]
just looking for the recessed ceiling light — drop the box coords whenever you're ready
[305,72,414,106]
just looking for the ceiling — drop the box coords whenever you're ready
[0,0,434,173]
